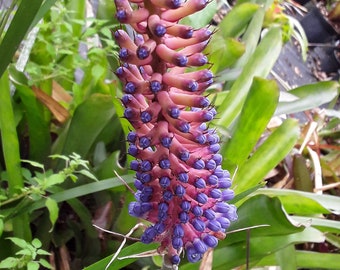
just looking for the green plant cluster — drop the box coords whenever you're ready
[0,0,339,269]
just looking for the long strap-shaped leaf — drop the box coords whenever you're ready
[0,0,43,78]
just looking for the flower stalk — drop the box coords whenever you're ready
[114,0,237,267]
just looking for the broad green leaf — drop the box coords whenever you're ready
[257,250,340,269]
[293,154,314,192]
[326,233,340,248]
[216,27,282,128]
[233,119,299,193]
[7,237,29,249]
[275,245,297,270]
[45,197,59,231]
[15,84,51,163]
[0,71,31,241]
[52,94,115,167]
[276,81,339,115]
[84,242,159,270]
[181,0,217,29]
[0,0,44,78]
[226,195,304,246]
[218,3,259,38]
[293,216,340,233]
[31,238,42,249]
[0,257,18,269]
[207,36,245,73]
[29,174,134,212]
[257,188,340,214]
[27,261,39,270]
[223,77,279,165]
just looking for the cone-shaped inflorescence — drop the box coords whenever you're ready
[114,0,237,266]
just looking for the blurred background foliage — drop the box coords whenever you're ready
[0,0,339,269]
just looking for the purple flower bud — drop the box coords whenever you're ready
[207,174,218,185]
[204,209,216,220]
[141,111,152,123]
[199,97,210,107]
[193,159,205,170]
[179,211,189,223]
[125,82,136,94]
[161,136,173,148]
[205,159,217,170]
[178,121,190,133]
[163,190,173,201]
[195,134,206,144]
[127,131,137,143]
[196,193,208,204]
[186,246,202,263]
[158,202,169,212]
[226,205,238,221]
[217,217,230,229]
[159,158,171,169]
[134,179,144,190]
[172,237,183,249]
[123,107,134,119]
[209,143,220,153]
[218,178,232,189]
[175,54,188,67]
[128,145,138,156]
[155,24,166,37]
[194,178,206,189]
[203,234,218,248]
[178,172,189,183]
[221,190,234,201]
[187,80,198,92]
[169,106,180,118]
[159,176,171,188]
[141,160,152,171]
[203,111,214,121]
[140,173,152,183]
[119,48,130,60]
[141,227,157,243]
[209,189,222,199]
[214,202,229,213]
[130,160,139,171]
[192,205,203,216]
[128,202,152,217]
[212,154,222,165]
[179,150,190,161]
[137,46,150,60]
[191,217,205,231]
[180,201,191,212]
[213,166,224,178]
[155,222,165,234]
[207,220,222,232]
[175,185,186,197]
[173,224,185,237]
[207,133,220,144]
[171,255,180,265]
[193,238,208,254]
[150,80,162,93]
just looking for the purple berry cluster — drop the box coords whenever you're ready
[114,0,237,266]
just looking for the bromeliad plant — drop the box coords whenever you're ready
[114,0,237,267]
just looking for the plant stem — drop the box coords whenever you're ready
[0,70,31,241]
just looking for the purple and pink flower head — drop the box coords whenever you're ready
[114,0,237,266]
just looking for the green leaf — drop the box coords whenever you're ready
[38,258,52,269]
[84,242,159,270]
[293,154,314,192]
[293,216,340,233]
[275,245,297,270]
[256,188,340,214]
[216,27,282,128]
[45,174,66,186]
[233,119,299,193]
[181,1,217,29]
[0,257,18,269]
[27,261,39,270]
[45,197,59,231]
[7,237,29,249]
[257,250,340,269]
[31,238,42,249]
[276,81,339,115]
[223,77,279,165]
[52,94,115,167]
[0,0,44,77]
[218,3,259,38]
[207,36,245,73]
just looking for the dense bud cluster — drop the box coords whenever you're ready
[114,0,237,266]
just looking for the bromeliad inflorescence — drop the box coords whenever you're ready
[114,0,237,267]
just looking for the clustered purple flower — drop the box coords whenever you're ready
[114,0,237,266]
